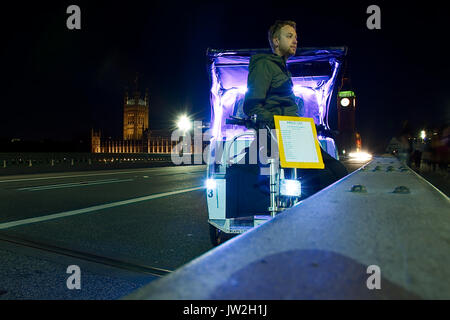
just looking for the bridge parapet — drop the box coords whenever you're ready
[0,152,204,176]
[124,155,450,299]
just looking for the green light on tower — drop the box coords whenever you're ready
[338,91,355,98]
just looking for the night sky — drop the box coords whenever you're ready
[1,1,448,152]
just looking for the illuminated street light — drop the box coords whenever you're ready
[177,115,192,132]
[176,114,192,157]
[420,130,426,140]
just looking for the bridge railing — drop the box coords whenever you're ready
[0,152,205,176]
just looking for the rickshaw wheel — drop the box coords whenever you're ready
[209,224,232,246]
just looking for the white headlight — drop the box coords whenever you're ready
[206,179,216,190]
[280,179,301,197]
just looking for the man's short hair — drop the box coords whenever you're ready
[268,20,296,51]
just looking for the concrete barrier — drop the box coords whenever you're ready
[124,156,450,299]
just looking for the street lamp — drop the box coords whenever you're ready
[177,115,192,133]
[176,114,192,156]
[420,130,426,140]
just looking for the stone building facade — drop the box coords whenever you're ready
[91,84,191,154]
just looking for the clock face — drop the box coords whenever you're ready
[340,97,350,107]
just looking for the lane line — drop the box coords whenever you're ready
[16,178,121,190]
[0,166,206,184]
[17,178,134,191]
[0,186,205,230]
[0,169,156,183]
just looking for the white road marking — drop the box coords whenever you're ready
[0,166,206,184]
[17,178,134,191]
[0,186,205,230]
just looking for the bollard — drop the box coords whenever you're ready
[51,159,54,166]
[28,159,32,167]
[88,158,92,165]
[71,159,74,166]
[393,186,410,194]
[351,184,367,193]
[2,160,5,168]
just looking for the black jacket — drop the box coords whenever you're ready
[243,53,302,128]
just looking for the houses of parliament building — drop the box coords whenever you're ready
[90,85,187,154]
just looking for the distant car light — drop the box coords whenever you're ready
[280,179,301,197]
[348,151,372,161]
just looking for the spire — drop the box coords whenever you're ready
[145,88,149,106]
[134,72,140,101]
[339,60,352,92]
[134,72,139,92]
[124,87,129,104]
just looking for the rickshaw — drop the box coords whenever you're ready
[205,47,347,245]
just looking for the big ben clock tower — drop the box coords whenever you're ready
[337,75,361,154]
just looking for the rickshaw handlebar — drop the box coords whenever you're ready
[225,116,261,129]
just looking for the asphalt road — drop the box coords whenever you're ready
[0,161,368,299]
[0,165,211,299]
